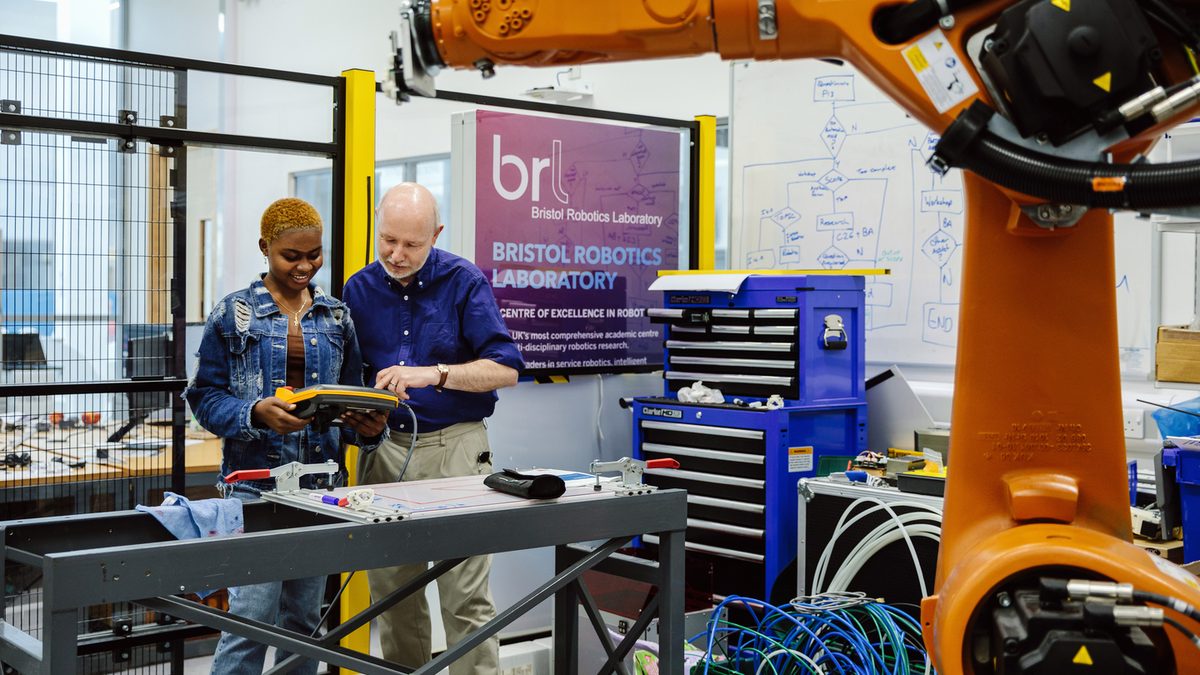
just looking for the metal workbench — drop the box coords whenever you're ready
[1,485,687,674]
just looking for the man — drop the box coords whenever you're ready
[342,182,523,674]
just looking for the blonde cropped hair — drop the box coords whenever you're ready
[260,198,322,244]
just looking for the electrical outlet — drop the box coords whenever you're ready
[1124,408,1144,439]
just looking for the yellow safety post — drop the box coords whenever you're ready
[339,67,376,669]
[695,115,716,270]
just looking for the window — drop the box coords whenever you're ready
[292,169,336,293]
[374,155,453,242]
[292,155,453,289]
[1,238,55,332]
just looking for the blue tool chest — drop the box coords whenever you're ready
[634,275,867,601]
[646,275,865,406]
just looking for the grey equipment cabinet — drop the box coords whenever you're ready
[797,477,943,608]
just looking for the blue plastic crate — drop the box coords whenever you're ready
[1173,448,1200,562]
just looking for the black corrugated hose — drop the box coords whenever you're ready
[933,101,1200,210]
[873,0,987,44]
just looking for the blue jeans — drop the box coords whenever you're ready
[210,492,324,675]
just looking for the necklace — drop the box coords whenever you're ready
[274,292,310,329]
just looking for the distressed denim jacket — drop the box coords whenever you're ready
[184,278,379,493]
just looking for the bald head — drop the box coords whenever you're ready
[378,183,440,237]
[376,183,444,284]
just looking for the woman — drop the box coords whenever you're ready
[185,197,386,675]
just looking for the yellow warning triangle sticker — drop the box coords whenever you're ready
[1093,72,1112,92]
[934,41,944,50]
[1073,645,1094,666]
[1052,0,1070,11]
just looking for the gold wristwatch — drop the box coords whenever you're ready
[435,363,450,391]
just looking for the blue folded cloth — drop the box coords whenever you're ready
[136,492,244,598]
[137,492,245,539]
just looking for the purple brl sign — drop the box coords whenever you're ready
[470,109,684,374]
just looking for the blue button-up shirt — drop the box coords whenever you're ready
[342,248,524,433]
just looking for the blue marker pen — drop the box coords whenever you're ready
[309,493,348,507]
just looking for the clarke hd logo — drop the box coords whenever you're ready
[491,134,569,204]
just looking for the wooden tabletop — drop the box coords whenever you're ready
[2,424,222,488]
[0,448,125,488]
[109,438,222,477]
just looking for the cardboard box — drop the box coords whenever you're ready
[1134,537,1184,564]
[1157,326,1200,384]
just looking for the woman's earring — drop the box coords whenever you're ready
[263,256,268,266]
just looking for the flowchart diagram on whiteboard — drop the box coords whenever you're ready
[734,60,964,365]
[732,60,1152,371]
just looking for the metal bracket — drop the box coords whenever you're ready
[158,144,178,157]
[1022,203,1085,229]
[1,130,20,146]
[0,99,20,114]
[263,488,403,524]
[935,0,954,30]
[757,0,778,40]
[590,457,680,496]
[118,109,138,125]
[391,4,439,102]
[798,479,814,503]
[159,115,176,128]
[117,138,138,153]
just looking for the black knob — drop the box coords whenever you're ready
[1067,25,1101,57]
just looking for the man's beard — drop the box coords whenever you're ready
[377,249,429,282]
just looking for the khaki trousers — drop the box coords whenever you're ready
[359,421,499,675]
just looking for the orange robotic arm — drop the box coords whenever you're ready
[393,1,1200,671]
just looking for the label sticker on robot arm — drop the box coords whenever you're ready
[902,29,979,113]
[788,446,814,473]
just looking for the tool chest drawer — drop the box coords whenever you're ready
[633,401,867,601]
[648,275,865,406]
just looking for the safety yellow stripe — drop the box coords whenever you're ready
[342,69,377,281]
[338,67,376,671]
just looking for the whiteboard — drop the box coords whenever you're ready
[730,60,1154,374]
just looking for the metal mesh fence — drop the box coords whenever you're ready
[2,44,186,674]
[1,32,345,673]
[0,47,175,126]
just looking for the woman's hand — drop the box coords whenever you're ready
[251,397,309,435]
[341,410,389,438]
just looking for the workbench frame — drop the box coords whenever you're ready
[1,489,686,674]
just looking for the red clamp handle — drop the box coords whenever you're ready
[224,469,272,484]
[645,458,680,470]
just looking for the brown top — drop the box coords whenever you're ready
[286,325,305,389]
[271,288,310,389]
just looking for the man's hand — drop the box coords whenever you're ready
[251,397,309,435]
[374,365,439,400]
[341,410,389,438]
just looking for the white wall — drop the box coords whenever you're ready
[219,0,728,296]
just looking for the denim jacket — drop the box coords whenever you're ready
[184,278,378,493]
